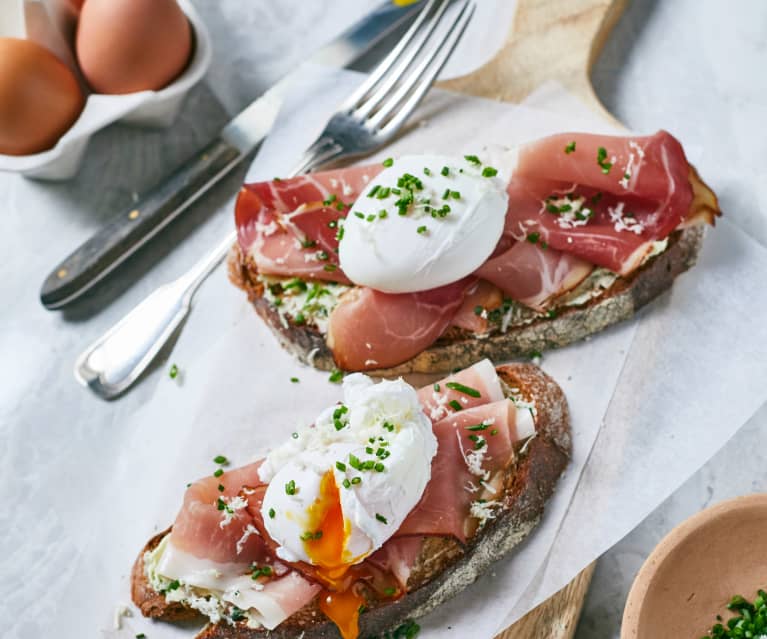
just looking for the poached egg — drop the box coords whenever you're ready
[259,374,437,580]
[339,153,510,293]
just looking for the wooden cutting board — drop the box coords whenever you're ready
[439,0,627,636]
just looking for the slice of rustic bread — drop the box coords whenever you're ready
[229,225,705,376]
[131,364,570,638]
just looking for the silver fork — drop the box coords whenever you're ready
[74,0,476,399]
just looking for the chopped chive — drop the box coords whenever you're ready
[376,513,388,524]
[466,423,489,431]
[354,211,364,219]
[464,154,481,165]
[441,166,449,177]
[218,484,225,492]
[285,479,297,495]
[367,185,381,198]
[424,167,432,176]
[290,377,299,383]
[329,369,344,384]
[169,364,179,379]
[351,476,361,485]
[433,383,440,391]
[383,158,394,168]
[323,264,337,272]
[342,478,351,489]
[449,399,463,411]
[384,587,397,597]
[336,461,347,472]
[564,141,576,154]
[374,462,385,472]
[268,508,275,518]
[378,209,388,219]
[482,166,498,177]
[527,232,540,244]
[445,381,481,398]
[417,225,428,235]
[213,455,229,465]
[213,468,224,478]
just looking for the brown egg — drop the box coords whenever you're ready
[0,38,85,156]
[76,0,192,95]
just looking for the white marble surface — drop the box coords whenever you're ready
[1,1,766,638]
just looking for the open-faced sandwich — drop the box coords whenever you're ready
[131,359,570,638]
[229,131,720,375]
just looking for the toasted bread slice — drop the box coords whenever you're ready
[131,364,571,638]
[229,225,704,376]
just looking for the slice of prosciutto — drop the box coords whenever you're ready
[397,398,534,541]
[417,358,505,422]
[505,131,697,274]
[235,166,383,283]
[162,463,321,630]
[326,277,476,371]
[450,280,505,333]
[169,462,270,564]
[475,240,592,311]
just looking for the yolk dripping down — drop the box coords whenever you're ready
[304,470,365,639]
[319,588,366,639]
[303,470,351,578]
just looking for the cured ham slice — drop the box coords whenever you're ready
[450,280,504,333]
[170,462,269,565]
[366,537,423,591]
[235,166,383,283]
[505,131,696,274]
[397,398,529,541]
[232,572,322,630]
[326,278,476,371]
[417,358,505,423]
[475,240,592,311]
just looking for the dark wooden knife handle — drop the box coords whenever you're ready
[40,137,243,310]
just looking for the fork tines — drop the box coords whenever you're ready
[343,0,476,133]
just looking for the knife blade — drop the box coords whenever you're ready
[40,0,424,310]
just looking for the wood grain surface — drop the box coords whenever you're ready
[439,0,627,636]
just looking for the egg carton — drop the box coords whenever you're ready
[0,0,212,181]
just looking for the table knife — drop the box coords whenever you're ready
[40,0,424,310]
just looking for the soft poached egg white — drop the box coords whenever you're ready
[259,374,437,576]
[339,153,510,293]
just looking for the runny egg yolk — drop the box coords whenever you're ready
[303,470,352,580]
[319,588,366,639]
[304,470,367,639]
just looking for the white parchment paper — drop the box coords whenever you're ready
[30,66,767,638]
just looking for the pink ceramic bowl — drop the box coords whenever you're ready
[622,493,767,639]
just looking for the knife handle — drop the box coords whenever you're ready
[40,137,243,310]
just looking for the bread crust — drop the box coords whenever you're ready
[131,364,571,638]
[228,225,705,376]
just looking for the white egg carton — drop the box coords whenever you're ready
[0,0,212,181]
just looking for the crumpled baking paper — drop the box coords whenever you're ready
[11,64,766,639]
